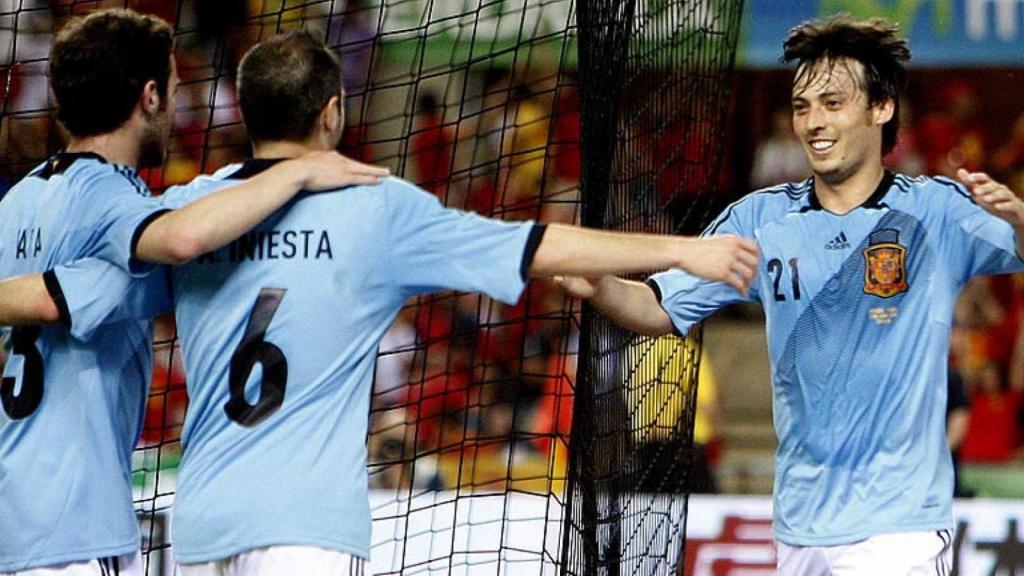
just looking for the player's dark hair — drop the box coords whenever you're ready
[237,30,343,142]
[782,14,911,155]
[50,9,173,138]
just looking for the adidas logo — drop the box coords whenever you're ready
[825,231,850,250]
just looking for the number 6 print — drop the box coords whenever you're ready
[224,288,289,427]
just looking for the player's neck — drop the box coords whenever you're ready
[252,139,327,160]
[64,128,141,168]
[813,161,886,215]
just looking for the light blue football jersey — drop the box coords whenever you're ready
[151,161,540,562]
[648,172,1024,546]
[0,152,169,571]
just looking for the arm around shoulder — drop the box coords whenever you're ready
[134,152,390,265]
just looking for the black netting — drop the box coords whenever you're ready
[566,1,743,575]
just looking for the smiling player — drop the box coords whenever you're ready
[558,15,1024,575]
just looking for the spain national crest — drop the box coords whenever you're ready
[863,228,908,298]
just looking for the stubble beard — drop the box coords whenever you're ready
[139,109,171,168]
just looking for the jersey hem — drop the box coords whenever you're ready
[773,520,954,547]
[173,537,369,565]
[0,540,137,572]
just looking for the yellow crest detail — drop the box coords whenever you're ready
[863,242,908,298]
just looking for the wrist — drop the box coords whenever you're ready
[593,275,617,299]
[671,237,697,271]
[277,157,311,191]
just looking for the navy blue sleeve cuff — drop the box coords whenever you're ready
[42,270,71,330]
[643,277,682,337]
[129,209,172,273]
[519,224,548,282]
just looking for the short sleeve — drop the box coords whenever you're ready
[646,199,760,335]
[381,179,539,305]
[77,171,169,276]
[939,180,1024,281]
[48,258,172,342]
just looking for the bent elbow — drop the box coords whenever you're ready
[161,231,209,266]
[34,296,61,324]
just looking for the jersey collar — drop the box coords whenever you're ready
[805,170,895,212]
[225,158,287,180]
[35,151,108,179]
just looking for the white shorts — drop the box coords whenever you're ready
[1,552,142,576]
[179,545,367,576]
[776,529,953,576]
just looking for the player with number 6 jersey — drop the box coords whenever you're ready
[154,164,544,564]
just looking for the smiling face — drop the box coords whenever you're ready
[791,57,893,186]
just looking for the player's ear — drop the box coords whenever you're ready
[872,97,895,126]
[322,95,343,133]
[140,79,161,116]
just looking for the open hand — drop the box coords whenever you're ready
[681,235,760,296]
[293,151,390,190]
[957,168,1024,228]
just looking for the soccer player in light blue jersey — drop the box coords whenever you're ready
[0,29,760,576]
[559,15,1024,576]
[0,10,387,576]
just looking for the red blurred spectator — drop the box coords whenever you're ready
[992,111,1024,178]
[549,86,581,184]
[960,363,1022,463]
[918,80,988,177]
[410,93,454,198]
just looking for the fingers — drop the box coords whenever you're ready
[723,236,759,294]
[951,170,1024,225]
[731,258,757,287]
[957,168,993,190]
[341,156,390,177]
[337,174,388,186]
[724,274,749,297]
[972,182,1013,203]
[305,150,391,178]
[737,242,760,269]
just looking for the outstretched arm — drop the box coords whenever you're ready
[0,273,58,325]
[136,151,389,265]
[557,275,674,336]
[528,224,759,295]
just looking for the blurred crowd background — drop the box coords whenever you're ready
[0,0,1021,500]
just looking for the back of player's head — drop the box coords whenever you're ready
[237,30,343,143]
[50,9,174,138]
[781,14,910,154]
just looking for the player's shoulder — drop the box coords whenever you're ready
[705,178,812,235]
[888,172,973,208]
[67,156,150,199]
[4,154,149,210]
[377,175,434,198]
[375,176,444,209]
[0,159,50,203]
[162,163,243,206]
